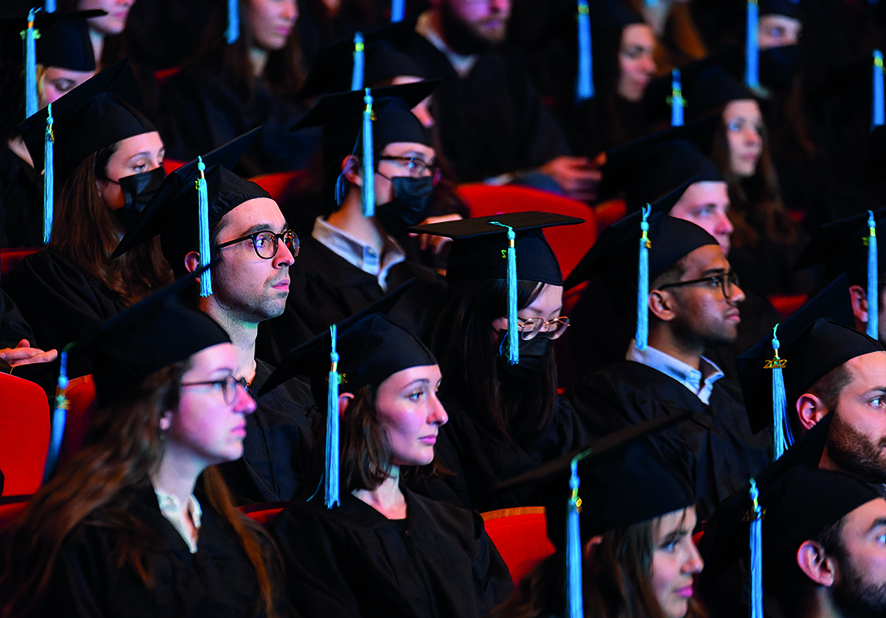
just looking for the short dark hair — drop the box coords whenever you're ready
[808,362,854,412]
[651,254,691,291]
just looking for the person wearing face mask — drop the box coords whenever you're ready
[406,212,593,511]
[6,61,172,382]
[255,83,448,365]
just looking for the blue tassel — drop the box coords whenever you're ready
[636,205,651,351]
[766,324,792,459]
[225,0,239,44]
[391,0,405,22]
[325,324,341,509]
[196,156,212,297]
[669,69,685,127]
[575,0,594,102]
[24,8,39,118]
[745,0,759,89]
[489,221,519,365]
[351,32,365,91]
[44,0,55,12]
[749,479,764,618]
[867,211,879,340]
[43,103,53,245]
[565,457,584,618]
[874,51,885,130]
[44,349,69,481]
[361,89,375,218]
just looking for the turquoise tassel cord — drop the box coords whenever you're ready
[391,0,405,23]
[749,479,764,618]
[44,0,55,11]
[196,156,212,297]
[325,324,341,509]
[361,89,375,217]
[668,69,685,127]
[351,32,365,91]
[765,324,792,459]
[874,51,885,129]
[867,211,879,340]
[44,348,69,481]
[24,8,39,118]
[745,0,759,89]
[565,456,584,618]
[226,0,239,44]
[636,205,652,351]
[43,103,53,244]
[576,0,594,101]
[489,221,519,365]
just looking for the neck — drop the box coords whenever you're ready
[199,298,259,383]
[151,451,203,506]
[6,134,32,168]
[327,189,385,254]
[425,9,447,48]
[249,46,268,77]
[803,588,842,618]
[89,29,104,65]
[647,326,704,370]
[352,467,407,519]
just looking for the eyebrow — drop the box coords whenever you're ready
[237,223,288,237]
[404,379,431,389]
[868,517,886,532]
[699,267,728,277]
[863,387,886,397]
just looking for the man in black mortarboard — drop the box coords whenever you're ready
[113,131,319,505]
[254,83,448,366]
[568,213,771,518]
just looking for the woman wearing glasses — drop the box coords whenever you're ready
[0,278,288,618]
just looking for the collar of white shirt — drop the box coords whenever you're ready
[626,339,724,405]
[154,486,203,554]
[415,11,479,77]
[312,216,407,291]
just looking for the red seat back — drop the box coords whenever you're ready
[250,170,311,203]
[481,507,556,585]
[240,501,288,528]
[163,159,187,175]
[1,247,40,278]
[0,374,50,497]
[593,198,627,234]
[154,66,181,89]
[57,375,97,468]
[456,185,596,280]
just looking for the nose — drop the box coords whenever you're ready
[717,211,734,238]
[728,281,746,304]
[683,541,705,575]
[490,0,510,14]
[234,383,257,415]
[640,54,657,75]
[744,126,762,146]
[429,394,448,426]
[273,238,297,268]
[283,0,298,22]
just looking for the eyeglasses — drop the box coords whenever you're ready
[216,229,300,260]
[657,271,741,300]
[182,374,250,405]
[516,316,570,340]
[377,155,442,184]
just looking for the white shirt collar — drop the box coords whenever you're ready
[154,486,202,554]
[416,11,479,77]
[626,340,724,405]
[312,216,406,291]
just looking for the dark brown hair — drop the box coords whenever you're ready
[808,362,854,413]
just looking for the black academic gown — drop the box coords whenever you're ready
[271,488,514,618]
[46,481,288,617]
[216,359,319,505]
[569,361,772,519]
[0,141,41,248]
[255,234,446,365]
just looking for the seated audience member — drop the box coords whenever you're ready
[7,61,171,380]
[408,0,599,201]
[0,287,56,372]
[157,0,319,177]
[569,212,771,517]
[267,305,514,618]
[493,432,704,618]
[0,274,287,617]
[256,83,447,364]
[58,0,136,68]
[408,212,593,511]
[113,132,317,504]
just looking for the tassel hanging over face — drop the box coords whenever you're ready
[351,32,365,91]
[361,89,375,217]
[489,221,519,365]
[43,102,54,244]
[866,211,879,340]
[575,0,594,101]
[24,8,39,118]
[636,204,652,351]
[196,156,213,297]
[745,0,759,89]
[325,324,341,509]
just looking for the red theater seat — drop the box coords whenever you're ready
[241,502,288,528]
[163,159,186,175]
[250,170,310,203]
[482,507,556,585]
[593,198,627,234]
[769,294,808,320]
[0,373,50,497]
[1,247,39,278]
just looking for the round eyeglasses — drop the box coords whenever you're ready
[216,229,300,260]
[516,316,570,341]
[182,374,250,405]
[377,155,442,185]
[657,271,741,300]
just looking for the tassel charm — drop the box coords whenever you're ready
[196,156,212,297]
[44,349,69,481]
[490,221,519,365]
[351,32,365,91]
[866,211,879,339]
[764,324,792,459]
[748,479,764,618]
[43,103,54,244]
[325,324,341,509]
[24,8,40,118]
[745,0,759,89]
[576,0,594,101]
[667,69,685,127]
[565,457,584,618]
[361,89,375,217]
[391,0,405,23]
[874,51,885,129]
[636,205,652,351]
[225,0,240,44]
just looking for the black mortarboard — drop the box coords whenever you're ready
[0,9,102,71]
[687,66,757,119]
[736,275,882,436]
[865,125,886,185]
[795,208,886,287]
[17,58,150,186]
[111,130,268,277]
[759,0,802,18]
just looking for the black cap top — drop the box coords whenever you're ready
[408,212,584,286]
[0,9,104,71]
[736,275,883,434]
[67,268,231,405]
[865,125,886,185]
[590,0,644,36]
[688,66,756,119]
[759,0,803,18]
[111,130,269,273]
[18,59,151,188]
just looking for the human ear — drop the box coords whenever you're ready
[796,541,836,587]
[183,251,201,275]
[849,285,869,329]
[159,410,173,431]
[338,392,355,418]
[648,290,676,322]
[583,535,605,572]
[796,393,828,431]
[341,155,362,187]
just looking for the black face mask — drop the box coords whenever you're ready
[496,332,552,378]
[111,167,167,228]
[759,45,800,91]
[375,176,435,237]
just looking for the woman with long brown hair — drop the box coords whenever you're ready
[0,275,286,617]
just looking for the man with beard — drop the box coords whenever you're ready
[569,212,771,518]
[407,0,599,201]
[113,132,318,504]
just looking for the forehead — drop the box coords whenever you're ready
[112,131,164,157]
[672,181,730,211]
[217,197,285,236]
[682,243,728,275]
[621,23,655,48]
[844,351,886,385]
[723,99,762,120]
[759,14,802,31]
[381,141,435,159]
[381,364,442,389]
[841,498,886,538]
[185,343,237,375]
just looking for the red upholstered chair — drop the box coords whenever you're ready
[1,247,40,278]
[768,294,808,320]
[593,198,627,235]
[250,170,311,204]
[240,501,288,528]
[0,498,29,528]
[0,373,50,498]
[163,159,187,175]
[481,507,556,585]
[455,184,596,281]
[57,375,97,468]
[154,67,181,89]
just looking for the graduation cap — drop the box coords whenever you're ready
[815,51,885,130]
[865,125,886,185]
[575,0,644,102]
[112,129,267,297]
[759,0,803,19]
[736,275,882,458]
[297,21,423,100]
[795,208,885,339]
[292,80,439,216]
[687,65,757,120]
[408,212,583,365]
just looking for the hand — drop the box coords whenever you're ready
[0,340,58,368]
[410,214,463,254]
[539,155,602,203]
